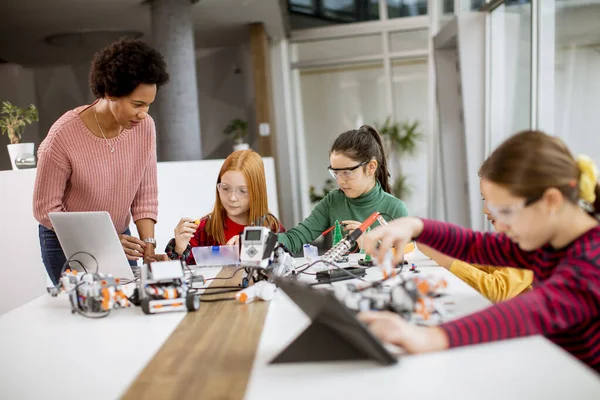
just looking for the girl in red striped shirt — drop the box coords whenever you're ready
[164,150,283,264]
[360,131,600,373]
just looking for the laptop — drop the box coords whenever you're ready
[49,211,135,280]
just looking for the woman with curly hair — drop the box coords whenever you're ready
[33,37,170,285]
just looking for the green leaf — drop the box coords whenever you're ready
[0,101,39,143]
[223,118,248,141]
[392,174,412,199]
[374,116,424,201]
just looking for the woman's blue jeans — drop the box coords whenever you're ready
[39,225,138,285]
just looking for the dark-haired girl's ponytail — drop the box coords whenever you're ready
[360,125,393,194]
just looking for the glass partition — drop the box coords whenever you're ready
[488,1,532,151]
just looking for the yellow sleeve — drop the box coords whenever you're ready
[449,261,534,303]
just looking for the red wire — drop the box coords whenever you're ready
[322,225,335,236]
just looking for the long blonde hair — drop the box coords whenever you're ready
[205,150,280,244]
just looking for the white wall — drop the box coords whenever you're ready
[554,46,600,163]
[32,63,95,145]
[0,158,279,316]
[270,39,303,229]
[458,13,486,232]
[298,63,387,203]
[392,60,430,218]
[128,158,280,252]
[0,45,259,166]
[489,6,531,152]
[196,44,257,159]
[296,60,430,218]
[433,14,486,230]
[0,169,48,315]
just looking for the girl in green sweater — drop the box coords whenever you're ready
[278,125,409,253]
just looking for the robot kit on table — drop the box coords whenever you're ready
[48,212,449,323]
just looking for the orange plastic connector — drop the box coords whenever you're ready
[238,293,248,303]
[416,278,430,295]
[101,288,110,310]
[382,270,397,280]
[416,298,430,320]
[436,279,448,290]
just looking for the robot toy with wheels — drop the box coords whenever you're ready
[48,269,130,317]
[137,260,201,314]
[333,273,449,323]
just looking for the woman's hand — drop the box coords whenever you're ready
[144,241,156,260]
[362,217,424,265]
[120,234,146,260]
[174,218,198,255]
[144,253,168,263]
[357,311,449,353]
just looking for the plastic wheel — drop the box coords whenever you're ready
[141,298,152,314]
[186,294,200,312]
[129,288,141,306]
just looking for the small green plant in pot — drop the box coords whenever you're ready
[1,101,39,170]
[224,118,249,151]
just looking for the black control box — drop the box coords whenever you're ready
[316,267,368,283]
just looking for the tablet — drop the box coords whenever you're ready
[271,277,398,365]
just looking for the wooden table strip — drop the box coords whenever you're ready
[122,269,270,400]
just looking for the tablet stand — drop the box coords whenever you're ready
[270,277,397,366]
[270,318,370,363]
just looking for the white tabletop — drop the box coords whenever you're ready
[0,267,223,400]
[1,255,599,400]
[246,331,600,400]
[296,251,493,320]
[245,253,600,400]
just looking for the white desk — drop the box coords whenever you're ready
[245,253,600,400]
[0,267,222,400]
[1,257,599,400]
[294,260,492,322]
[246,332,600,400]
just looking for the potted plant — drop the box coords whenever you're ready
[1,101,39,170]
[376,117,423,199]
[224,118,249,151]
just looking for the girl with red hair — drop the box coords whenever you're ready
[164,150,283,264]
